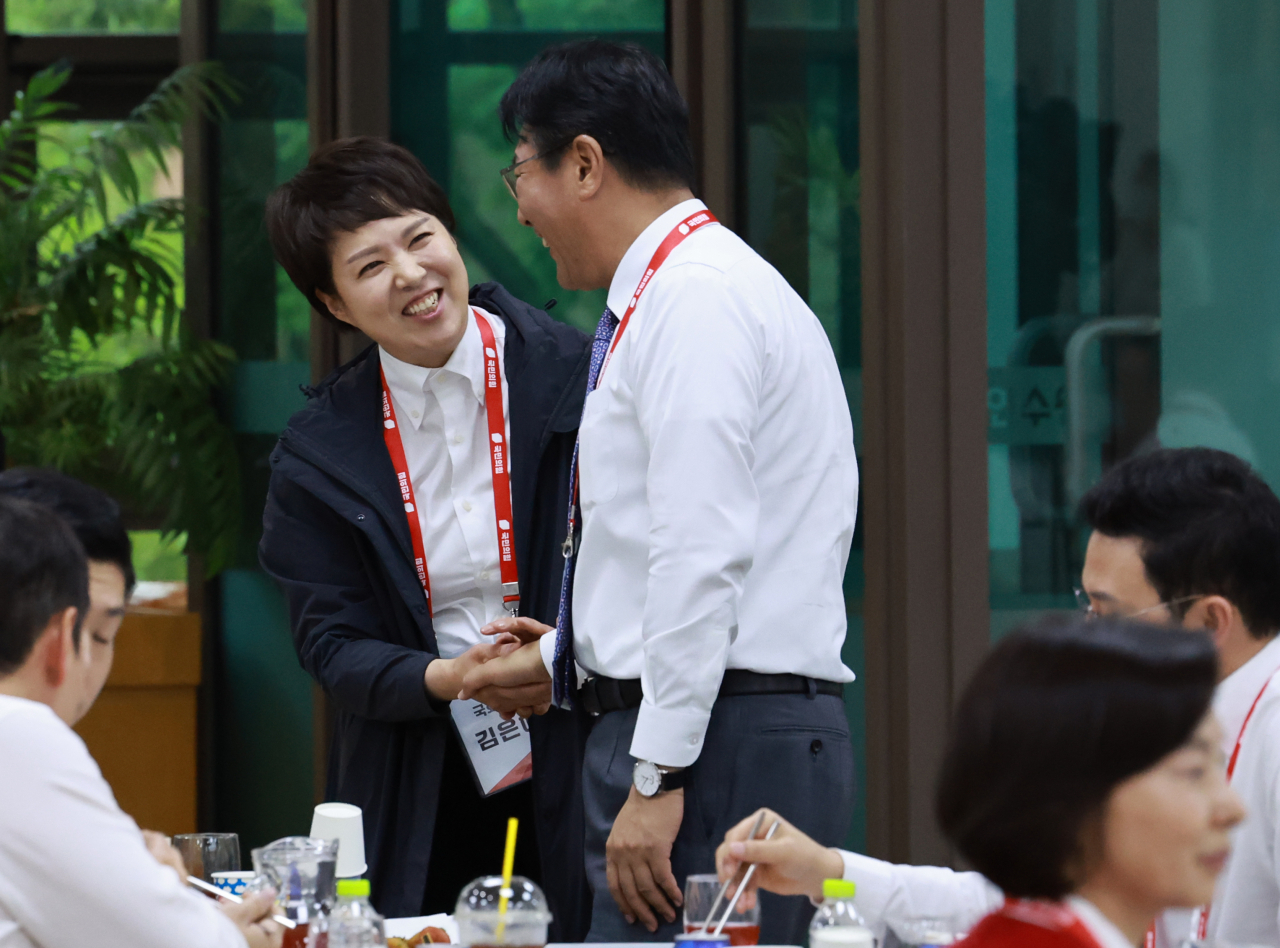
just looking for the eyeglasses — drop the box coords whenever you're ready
[500,146,560,199]
[1074,586,1204,621]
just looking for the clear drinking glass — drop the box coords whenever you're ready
[172,833,241,881]
[683,874,761,946]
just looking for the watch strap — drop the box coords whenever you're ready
[660,768,687,792]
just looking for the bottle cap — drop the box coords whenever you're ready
[337,878,371,898]
[822,879,856,900]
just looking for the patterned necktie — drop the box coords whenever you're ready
[552,307,619,707]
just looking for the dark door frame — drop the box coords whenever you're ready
[858,0,990,863]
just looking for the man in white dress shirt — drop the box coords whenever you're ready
[461,41,858,944]
[713,448,1280,948]
[0,494,280,948]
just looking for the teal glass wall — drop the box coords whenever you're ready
[213,0,315,850]
[738,0,864,851]
[986,1,1280,637]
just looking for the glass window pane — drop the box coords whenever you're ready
[739,0,863,851]
[7,0,180,34]
[392,0,664,336]
[985,0,1280,638]
[444,0,662,32]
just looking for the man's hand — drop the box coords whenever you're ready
[424,638,519,703]
[606,785,685,931]
[219,891,283,948]
[480,616,554,645]
[714,808,845,909]
[458,639,553,717]
[141,829,187,883]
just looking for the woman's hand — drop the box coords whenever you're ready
[424,639,520,702]
[715,808,846,909]
[219,891,283,948]
[141,829,187,883]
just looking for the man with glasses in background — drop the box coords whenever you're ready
[708,447,1280,948]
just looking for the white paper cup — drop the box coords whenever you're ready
[211,870,258,898]
[310,802,366,878]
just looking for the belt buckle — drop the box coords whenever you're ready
[581,677,602,717]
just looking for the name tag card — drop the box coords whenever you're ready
[449,699,533,796]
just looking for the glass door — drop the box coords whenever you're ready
[986,0,1280,638]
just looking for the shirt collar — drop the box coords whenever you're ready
[1214,632,1280,748]
[606,198,709,317]
[1065,896,1139,948]
[378,311,486,431]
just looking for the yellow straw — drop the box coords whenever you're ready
[496,817,519,941]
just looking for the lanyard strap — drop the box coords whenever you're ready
[595,208,719,385]
[380,308,520,618]
[1186,664,1280,943]
[997,900,1106,948]
[564,208,720,556]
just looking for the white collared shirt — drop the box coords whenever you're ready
[0,694,244,948]
[1203,632,1280,947]
[1067,896,1138,948]
[539,198,858,766]
[379,306,511,659]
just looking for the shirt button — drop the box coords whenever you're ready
[480,571,490,581]
[688,735,698,746]
[462,500,473,512]
[411,410,420,419]
[453,434,464,444]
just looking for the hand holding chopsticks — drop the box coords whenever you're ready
[186,875,297,930]
[712,808,850,909]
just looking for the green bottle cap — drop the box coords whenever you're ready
[337,878,371,898]
[822,878,856,900]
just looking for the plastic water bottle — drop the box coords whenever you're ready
[809,879,876,948]
[326,878,386,948]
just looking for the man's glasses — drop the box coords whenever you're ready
[1074,586,1204,620]
[500,145,561,199]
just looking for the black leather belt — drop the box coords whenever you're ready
[578,669,844,717]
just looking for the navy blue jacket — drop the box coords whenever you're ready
[260,283,592,931]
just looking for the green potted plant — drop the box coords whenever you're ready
[0,62,241,574]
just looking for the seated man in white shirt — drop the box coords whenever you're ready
[0,493,281,948]
[714,447,1280,948]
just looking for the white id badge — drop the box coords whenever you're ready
[449,699,533,796]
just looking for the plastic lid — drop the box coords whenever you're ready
[455,875,551,920]
[823,879,857,899]
[337,878,371,898]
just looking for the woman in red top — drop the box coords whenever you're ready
[935,615,1244,948]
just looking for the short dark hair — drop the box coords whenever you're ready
[0,496,90,674]
[499,40,696,192]
[265,136,457,326]
[936,614,1217,900]
[0,467,135,592]
[1080,447,1280,639]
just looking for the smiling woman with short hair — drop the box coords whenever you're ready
[260,137,592,932]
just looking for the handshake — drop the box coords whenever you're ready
[423,617,557,718]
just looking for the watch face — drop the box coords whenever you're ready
[634,761,662,797]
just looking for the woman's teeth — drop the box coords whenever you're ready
[541,237,549,248]
[405,289,440,315]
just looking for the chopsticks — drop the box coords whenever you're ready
[700,812,780,936]
[187,875,298,930]
[711,819,780,935]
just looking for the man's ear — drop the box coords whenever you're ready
[1186,595,1235,646]
[570,134,607,199]
[315,289,354,328]
[37,607,78,689]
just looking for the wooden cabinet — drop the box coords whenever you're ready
[74,610,201,835]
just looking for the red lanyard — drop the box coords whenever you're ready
[596,208,719,384]
[997,900,1105,948]
[380,308,520,617]
[1180,664,1280,944]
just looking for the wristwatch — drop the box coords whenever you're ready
[633,760,687,797]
